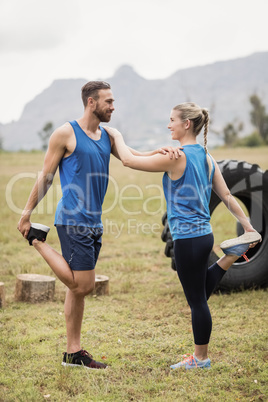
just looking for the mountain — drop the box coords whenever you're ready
[1,52,268,151]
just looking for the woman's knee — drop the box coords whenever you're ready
[186,294,207,310]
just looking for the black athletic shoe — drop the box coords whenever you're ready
[27,223,50,246]
[62,349,107,370]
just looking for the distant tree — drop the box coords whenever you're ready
[0,131,4,151]
[38,122,54,151]
[208,102,221,136]
[237,131,264,147]
[223,121,243,146]
[249,94,268,143]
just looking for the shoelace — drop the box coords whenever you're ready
[180,354,198,368]
[80,350,93,359]
[240,247,250,262]
[241,252,249,262]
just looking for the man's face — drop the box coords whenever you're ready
[93,89,115,122]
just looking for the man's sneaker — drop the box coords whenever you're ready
[170,354,211,370]
[220,232,262,262]
[62,349,107,370]
[27,223,50,246]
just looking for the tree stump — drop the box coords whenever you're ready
[89,275,109,296]
[15,274,55,303]
[0,282,6,308]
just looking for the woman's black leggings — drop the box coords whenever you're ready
[174,233,226,345]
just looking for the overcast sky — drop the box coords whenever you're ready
[0,0,267,124]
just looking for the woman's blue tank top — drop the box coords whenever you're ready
[162,144,215,240]
[54,121,111,228]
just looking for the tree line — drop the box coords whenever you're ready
[1,93,267,152]
[223,94,268,147]
[39,94,268,150]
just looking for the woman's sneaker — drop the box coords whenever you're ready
[220,232,262,262]
[27,223,50,246]
[62,349,107,370]
[170,354,211,370]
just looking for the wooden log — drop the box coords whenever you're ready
[15,274,55,303]
[89,275,109,296]
[0,282,6,308]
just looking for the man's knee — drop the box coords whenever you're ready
[82,282,95,296]
[68,269,95,296]
[69,277,95,297]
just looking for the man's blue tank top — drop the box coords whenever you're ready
[54,121,111,228]
[162,144,215,240]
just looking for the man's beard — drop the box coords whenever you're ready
[93,106,111,122]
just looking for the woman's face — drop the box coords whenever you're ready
[167,109,186,141]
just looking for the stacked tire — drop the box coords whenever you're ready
[161,160,268,291]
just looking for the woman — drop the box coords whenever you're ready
[105,102,261,370]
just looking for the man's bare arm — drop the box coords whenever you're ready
[17,125,70,238]
[106,127,183,174]
[110,134,182,160]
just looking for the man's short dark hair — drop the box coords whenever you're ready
[81,81,111,108]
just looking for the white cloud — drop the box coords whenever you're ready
[0,0,267,123]
[0,0,78,52]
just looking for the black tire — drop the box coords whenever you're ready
[161,160,268,291]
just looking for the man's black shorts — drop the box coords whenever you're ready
[56,225,103,271]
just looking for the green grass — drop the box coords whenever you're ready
[0,148,268,401]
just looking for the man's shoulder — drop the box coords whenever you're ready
[56,122,73,135]
[52,122,74,141]
[47,122,75,152]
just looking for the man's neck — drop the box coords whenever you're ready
[77,114,100,135]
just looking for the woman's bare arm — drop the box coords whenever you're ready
[212,158,255,232]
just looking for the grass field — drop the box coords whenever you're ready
[0,147,268,401]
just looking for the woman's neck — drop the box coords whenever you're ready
[179,138,197,146]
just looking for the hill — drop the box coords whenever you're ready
[1,52,268,150]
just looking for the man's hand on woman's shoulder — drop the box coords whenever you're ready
[157,145,184,159]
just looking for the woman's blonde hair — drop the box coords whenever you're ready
[173,102,212,180]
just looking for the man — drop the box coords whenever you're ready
[17,81,176,369]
